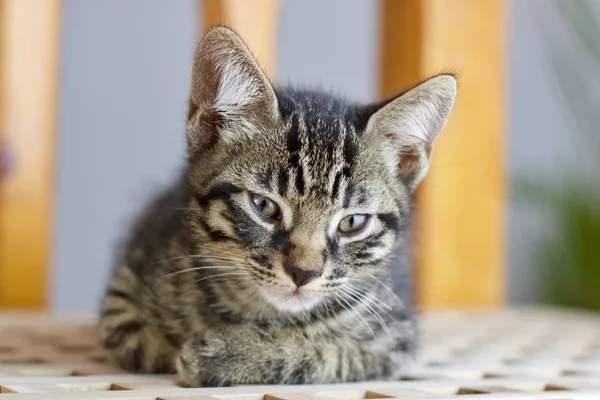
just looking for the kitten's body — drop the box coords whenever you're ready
[100,27,456,386]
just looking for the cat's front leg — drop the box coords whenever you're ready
[176,322,414,387]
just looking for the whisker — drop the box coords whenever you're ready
[193,272,248,284]
[335,293,375,339]
[327,300,340,322]
[189,254,246,262]
[344,284,393,310]
[156,250,246,268]
[155,255,190,265]
[205,277,253,284]
[340,286,391,318]
[368,276,405,309]
[157,266,237,281]
[339,287,393,341]
[333,296,351,320]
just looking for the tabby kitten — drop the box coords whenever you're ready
[99,26,456,387]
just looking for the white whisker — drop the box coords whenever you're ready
[335,293,375,339]
[156,255,189,265]
[368,276,405,309]
[339,286,393,340]
[193,272,248,284]
[157,266,237,281]
[190,254,245,262]
[345,284,393,310]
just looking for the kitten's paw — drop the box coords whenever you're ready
[176,331,232,387]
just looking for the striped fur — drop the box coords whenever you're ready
[100,26,456,386]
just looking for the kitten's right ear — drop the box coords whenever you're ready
[362,74,457,192]
[187,26,279,154]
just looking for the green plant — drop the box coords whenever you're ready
[515,0,600,310]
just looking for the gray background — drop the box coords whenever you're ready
[53,0,570,310]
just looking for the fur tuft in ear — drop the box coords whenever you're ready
[187,26,279,154]
[364,74,457,191]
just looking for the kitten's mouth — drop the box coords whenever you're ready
[259,285,322,313]
[287,287,309,300]
[278,287,313,302]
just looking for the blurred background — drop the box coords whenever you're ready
[0,0,598,312]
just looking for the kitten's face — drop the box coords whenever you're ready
[189,94,410,313]
[186,27,456,314]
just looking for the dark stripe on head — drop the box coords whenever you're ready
[326,140,336,164]
[356,255,386,266]
[196,169,222,189]
[287,113,301,168]
[331,171,342,200]
[286,113,307,196]
[195,183,241,208]
[257,169,273,189]
[377,213,401,233]
[278,169,289,196]
[355,187,368,206]
[199,220,235,242]
[343,184,355,208]
[366,229,388,244]
[343,133,357,168]
[295,165,306,195]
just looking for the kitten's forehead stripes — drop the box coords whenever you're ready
[277,169,289,196]
[276,89,364,204]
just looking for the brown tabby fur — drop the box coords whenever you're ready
[99,26,456,387]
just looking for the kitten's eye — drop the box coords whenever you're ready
[338,214,369,235]
[251,193,280,220]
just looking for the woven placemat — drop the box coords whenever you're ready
[0,308,599,399]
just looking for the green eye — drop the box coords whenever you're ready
[338,214,369,234]
[251,193,280,220]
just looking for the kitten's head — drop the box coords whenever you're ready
[185,27,456,313]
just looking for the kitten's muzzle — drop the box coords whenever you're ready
[284,264,323,287]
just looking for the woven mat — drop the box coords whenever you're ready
[0,308,599,399]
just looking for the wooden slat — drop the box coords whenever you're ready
[200,0,279,77]
[380,0,507,307]
[0,0,61,308]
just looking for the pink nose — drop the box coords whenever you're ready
[284,264,322,287]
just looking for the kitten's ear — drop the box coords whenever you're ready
[364,74,457,191]
[187,26,279,153]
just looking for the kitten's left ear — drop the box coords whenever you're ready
[364,74,457,191]
[187,26,279,154]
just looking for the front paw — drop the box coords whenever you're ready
[177,330,232,387]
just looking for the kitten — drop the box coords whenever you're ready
[99,26,456,387]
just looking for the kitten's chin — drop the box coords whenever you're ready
[259,287,322,314]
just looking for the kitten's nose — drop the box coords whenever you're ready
[285,264,322,287]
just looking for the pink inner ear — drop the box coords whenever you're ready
[398,148,421,182]
[398,143,432,183]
